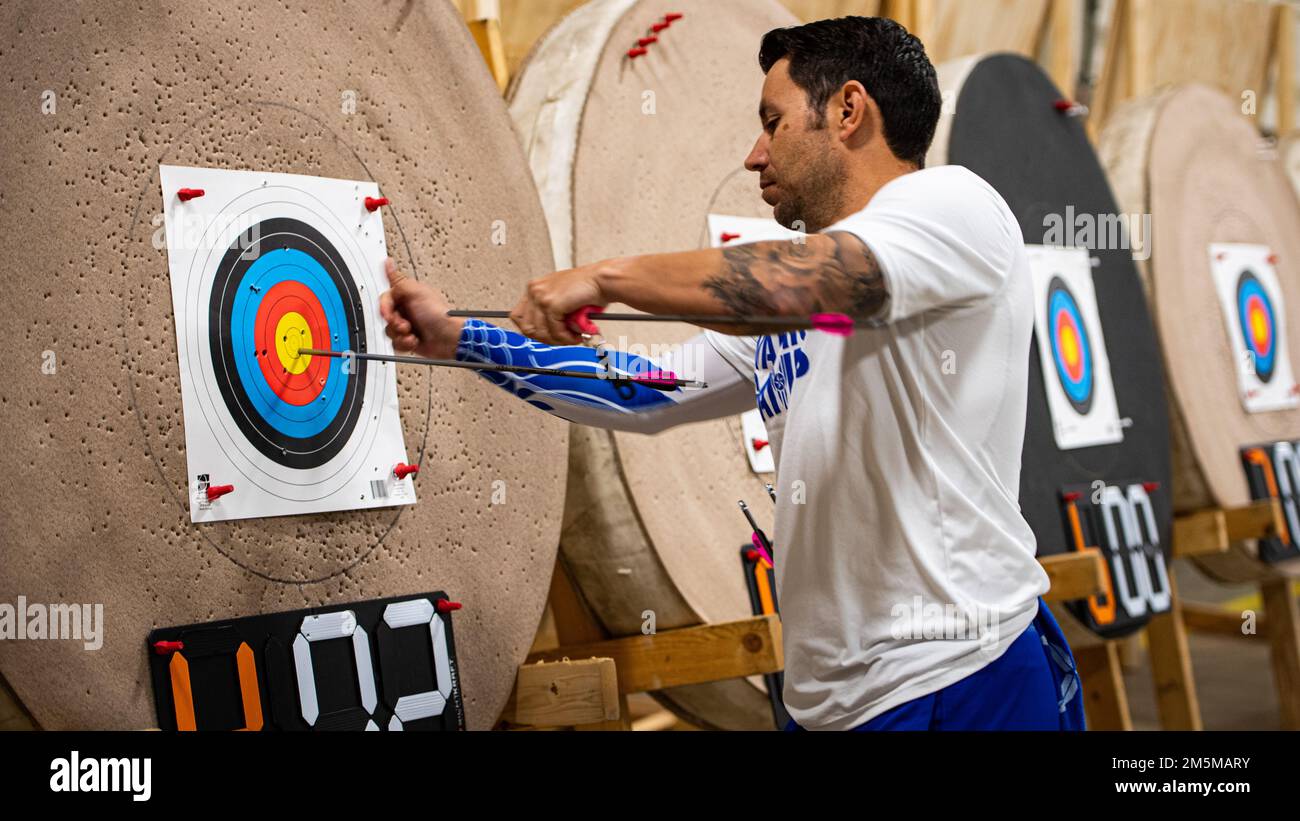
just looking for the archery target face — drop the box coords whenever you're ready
[1028,245,1125,450]
[159,165,414,522]
[1209,243,1299,413]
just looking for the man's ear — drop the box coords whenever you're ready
[837,80,875,145]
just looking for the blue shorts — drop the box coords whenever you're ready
[785,599,1085,731]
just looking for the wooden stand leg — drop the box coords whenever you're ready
[576,693,631,732]
[1144,574,1202,730]
[1262,579,1300,729]
[1074,642,1133,730]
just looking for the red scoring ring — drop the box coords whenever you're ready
[253,281,332,406]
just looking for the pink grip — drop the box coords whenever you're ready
[566,305,604,336]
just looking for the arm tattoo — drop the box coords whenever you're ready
[704,232,888,322]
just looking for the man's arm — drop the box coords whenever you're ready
[705,232,887,324]
[455,321,755,434]
[514,232,888,342]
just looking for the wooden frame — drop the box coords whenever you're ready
[1093,0,1294,134]
[1161,499,1300,729]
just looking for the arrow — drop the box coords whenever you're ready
[447,307,859,337]
[738,499,775,565]
[298,348,706,392]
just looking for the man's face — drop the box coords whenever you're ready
[745,58,846,233]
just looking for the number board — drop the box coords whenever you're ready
[738,545,789,731]
[1240,442,1300,564]
[147,592,465,731]
[1057,481,1173,638]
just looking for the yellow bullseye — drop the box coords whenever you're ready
[275,312,312,374]
[1060,324,1080,368]
[1250,306,1269,348]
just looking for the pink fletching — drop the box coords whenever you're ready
[633,370,678,388]
[750,533,774,566]
[811,312,854,336]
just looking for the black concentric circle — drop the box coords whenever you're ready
[209,217,368,470]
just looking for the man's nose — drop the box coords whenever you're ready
[744,134,768,173]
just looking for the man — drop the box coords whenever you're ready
[381,17,1083,730]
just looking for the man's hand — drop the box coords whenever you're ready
[378,258,464,360]
[509,261,612,345]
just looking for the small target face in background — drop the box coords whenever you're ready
[1236,270,1277,383]
[1028,246,1124,450]
[1047,277,1094,414]
[1209,243,1298,413]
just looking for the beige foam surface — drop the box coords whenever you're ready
[0,0,566,729]
[1101,86,1300,517]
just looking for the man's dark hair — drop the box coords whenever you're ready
[758,16,940,167]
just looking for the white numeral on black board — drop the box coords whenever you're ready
[288,599,452,731]
[1098,484,1171,618]
[293,609,380,730]
[382,599,453,731]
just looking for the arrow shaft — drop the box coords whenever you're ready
[298,348,705,390]
[448,309,850,329]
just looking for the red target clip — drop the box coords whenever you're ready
[1141,481,1160,493]
[1052,99,1088,117]
[628,46,648,58]
[751,438,769,451]
[394,463,419,480]
[206,484,234,502]
[177,188,205,202]
[364,196,389,212]
[435,600,462,615]
[744,549,761,563]
[1061,491,1083,503]
[637,36,658,46]
[152,640,184,655]
[721,231,742,243]
[664,12,683,22]
[652,21,670,32]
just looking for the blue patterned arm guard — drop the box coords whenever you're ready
[454,319,753,433]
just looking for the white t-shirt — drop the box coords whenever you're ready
[707,165,1049,730]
